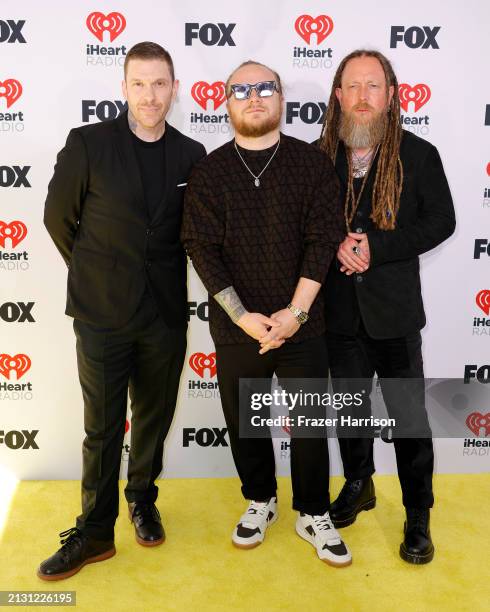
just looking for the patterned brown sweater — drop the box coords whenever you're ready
[181,134,344,345]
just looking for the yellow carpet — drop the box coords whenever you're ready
[0,475,489,611]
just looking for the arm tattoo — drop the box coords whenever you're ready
[214,286,246,323]
[128,109,138,135]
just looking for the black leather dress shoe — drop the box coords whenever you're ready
[330,477,376,528]
[128,502,165,546]
[37,528,115,581]
[400,508,434,564]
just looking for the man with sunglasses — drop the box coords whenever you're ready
[182,61,350,567]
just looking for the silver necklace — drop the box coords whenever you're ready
[352,148,374,178]
[234,138,280,187]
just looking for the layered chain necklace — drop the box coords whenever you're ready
[352,147,375,178]
[344,144,379,231]
[234,138,280,187]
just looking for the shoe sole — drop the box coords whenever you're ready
[128,510,165,547]
[296,521,352,568]
[331,497,376,529]
[37,547,116,581]
[232,512,278,549]
[135,534,165,547]
[399,542,434,565]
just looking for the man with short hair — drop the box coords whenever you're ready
[318,50,455,564]
[39,42,205,580]
[182,61,351,567]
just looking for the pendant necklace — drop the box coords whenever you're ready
[345,144,380,231]
[352,148,375,178]
[234,138,280,187]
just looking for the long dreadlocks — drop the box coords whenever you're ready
[319,50,403,231]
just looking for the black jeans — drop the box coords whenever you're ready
[74,295,186,539]
[326,325,434,509]
[216,336,331,516]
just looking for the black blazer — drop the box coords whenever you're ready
[323,130,456,339]
[44,110,206,329]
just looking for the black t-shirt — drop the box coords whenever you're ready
[131,131,166,219]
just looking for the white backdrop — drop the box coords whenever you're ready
[1,0,489,482]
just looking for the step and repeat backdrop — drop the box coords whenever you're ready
[1,1,489,481]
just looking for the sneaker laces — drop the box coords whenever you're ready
[240,499,272,528]
[311,513,342,545]
[58,527,84,559]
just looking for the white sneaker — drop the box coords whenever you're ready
[296,511,352,567]
[232,497,278,549]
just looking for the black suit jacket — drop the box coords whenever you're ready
[44,110,206,329]
[323,130,456,339]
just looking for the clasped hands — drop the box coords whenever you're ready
[337,232,371,275]
[236,308,300,355]
[233,233,372,354]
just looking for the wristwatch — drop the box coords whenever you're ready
[287,303,309,325]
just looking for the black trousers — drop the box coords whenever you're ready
[326,325,434,509]
[216,336,331,516]
[73,295,186,540]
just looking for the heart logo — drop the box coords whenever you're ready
[294,15,334,45]
[398,83,431,113]
[86,12,126,42]
[0,220,28,248]
[189,352,217,378]
[191,81,226,111]
[0,353,31,380]
[466,412,490,437]
[476,289,490,316]
[0,79,23,109]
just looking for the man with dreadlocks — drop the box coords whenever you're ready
[318,50,455,564]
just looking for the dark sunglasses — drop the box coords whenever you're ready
[229,80,279,100]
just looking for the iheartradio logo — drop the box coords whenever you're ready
[189,352,217,378]
[476,290,490,316]
[0,79,22,109]
[0,353,31,380]
[466,412,490,437]
[399,83,431,113]
[0,220,27,248]
[294,15,334,45]
[191,81,226,111]
[86,12,126,42]
[294,15,333,45]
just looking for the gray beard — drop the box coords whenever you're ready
[339,110,388,149]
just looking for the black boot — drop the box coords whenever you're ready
[128,502,165,546]
[399,508,434,564]
[37,528,115,581]
[330,477,376,528]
